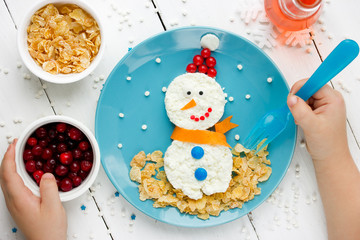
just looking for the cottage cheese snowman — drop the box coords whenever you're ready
[164,35,237,200]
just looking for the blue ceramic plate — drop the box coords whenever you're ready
[95,27,296,228]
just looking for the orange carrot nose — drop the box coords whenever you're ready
[181,99,197,110]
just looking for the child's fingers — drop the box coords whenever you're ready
[40,173,61,212]
[290,79,335,101]
[287,94,317,130]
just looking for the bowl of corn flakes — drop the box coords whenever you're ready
[17,0,105,84]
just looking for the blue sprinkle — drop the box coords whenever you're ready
[80,205,86,211]
[191,146,204,159]
[115,191,120,197]
[195,168,207,181]
[131,214,136,220]
[128,47,132,51]
[12,228,17,233]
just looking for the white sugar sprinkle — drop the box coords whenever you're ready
[182,11,187,16]
[237,64,243,70]
[0,122,5,127]
[162,87,167,92]
[6,134,12,139]
[142,124,147,130]
[94,77,99,83]
[228,96,234,102]
[72,233,78,238]
[17,62,22,68]
[300,139,306,147]
[3,68,9,74]
[245,94,251,100]
[235,134,240,141]
[119,113,125,118]
[144,91,150,96]
[23,73,31,80]
[93,84,98,89]
[89,234,95,239]
[67,102,71,107]
[155,57,161,63]
[129,39,134,44]
[139,18,144,23]
[118,143,123,149]
[126,76,132,81]
[267,77,273,83]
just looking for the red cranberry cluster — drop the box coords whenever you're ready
[186,48,217,78]
[23,122,93,192]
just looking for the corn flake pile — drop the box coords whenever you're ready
[27,4,101,74]
[129,144,272,220]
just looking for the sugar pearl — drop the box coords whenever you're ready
[235,134,240,141]
[228,96,234,102]
[267,77,273,83]
[142,124,147,130]
[155,57,161,63]
[126,76,132,81]
[118,143,123,149]
[144,91,150,96]
[162,87,167,92]
[237,64,243,70]
[119,113,125,118]
[245,94,251,99]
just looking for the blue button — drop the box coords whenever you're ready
[191,146,204,159]
[195,168,207,181]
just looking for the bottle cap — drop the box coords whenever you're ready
[298,0,321,7]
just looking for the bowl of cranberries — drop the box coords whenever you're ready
[15,115,100,201]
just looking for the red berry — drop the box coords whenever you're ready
[57,143,67,153]
[186,63,197,73]
[201,48,211,58]
[57,134,66,142]
[60,178,73,192]
[205,112,209,117]
[56,123,67,133]
[25,160,36,173]
[68,172,78,180]
[23,149,34,161]
[48,129,57,140]
[72,149,82,159]
[78,141,89,151]
[195,118,199,122]
[205,57,216,68]
[198,65,208,74]
[47,158,56,167]
[193,55,204,66]
[35,127,47,138]
[55,165,69,177]
[207,68,217,78]
[68,128,83,141]
[200,116,205,121]
[35,160,43,170]
[32,145,43,156]
[83,151,93,161]
[78,170,89,180]
[49,143,57,152]
[70,161,80,173]
[38,139,48,148]
[81,161,92,172]
[60,152,73,165]
[27,137,37,147]
[43,165,53,173]
[33,170,44,184]
[208,108,212,112]
[41,148,53,160]
[72,176,82,187]
[190,115,195,120]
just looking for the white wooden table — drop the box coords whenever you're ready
[1,0,360,239]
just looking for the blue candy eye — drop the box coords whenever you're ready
[195,168,207,181]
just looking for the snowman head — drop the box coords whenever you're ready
[165,73,226,130]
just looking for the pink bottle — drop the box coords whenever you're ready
[264,0,323,31]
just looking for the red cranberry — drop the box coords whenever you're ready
[57,134,66,142]
[198,65,208,74]
[35,160,43,170]
[67,140,76,150]
[38,139,48,148]
[208,108,212,112]
[70,161,80,173]
[47,158,56,167]
[68,172,78,180]
[78,170,89,179]
[205,112,209,117]
[72,149,82,159]
[68,128,83,141]
[27,137,38,147]
[49,143,57,152]
[60,152,73,165]
[205,57,216,68]
[56,123,67,133]
[193,55,204,66]
[25,160,36,173]
[57,143,67,153]
[72,176,82,187]
[81,161,92,172]
[32,145,43,156]
[35,127,47,138]
[41,148,52,160]
[200,116,205,121]
[48,129,57,140]
[186,63,197,73]
[23,149,34,161]
[83,151,93,161]
[43,164,53,173]
[78,141,89,151]
[60,178,73,192]
[201,48,211,58]
[55,165,69,177]
[207,68,217,78]
[33,170,44,183]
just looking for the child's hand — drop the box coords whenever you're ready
[287,79,350,163]
[0,139,67,240]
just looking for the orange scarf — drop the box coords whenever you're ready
[170,116,238,148]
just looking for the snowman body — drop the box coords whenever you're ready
[164,73,233,200]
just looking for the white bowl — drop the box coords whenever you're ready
[15,116,100,202]
[17,0,105,84]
